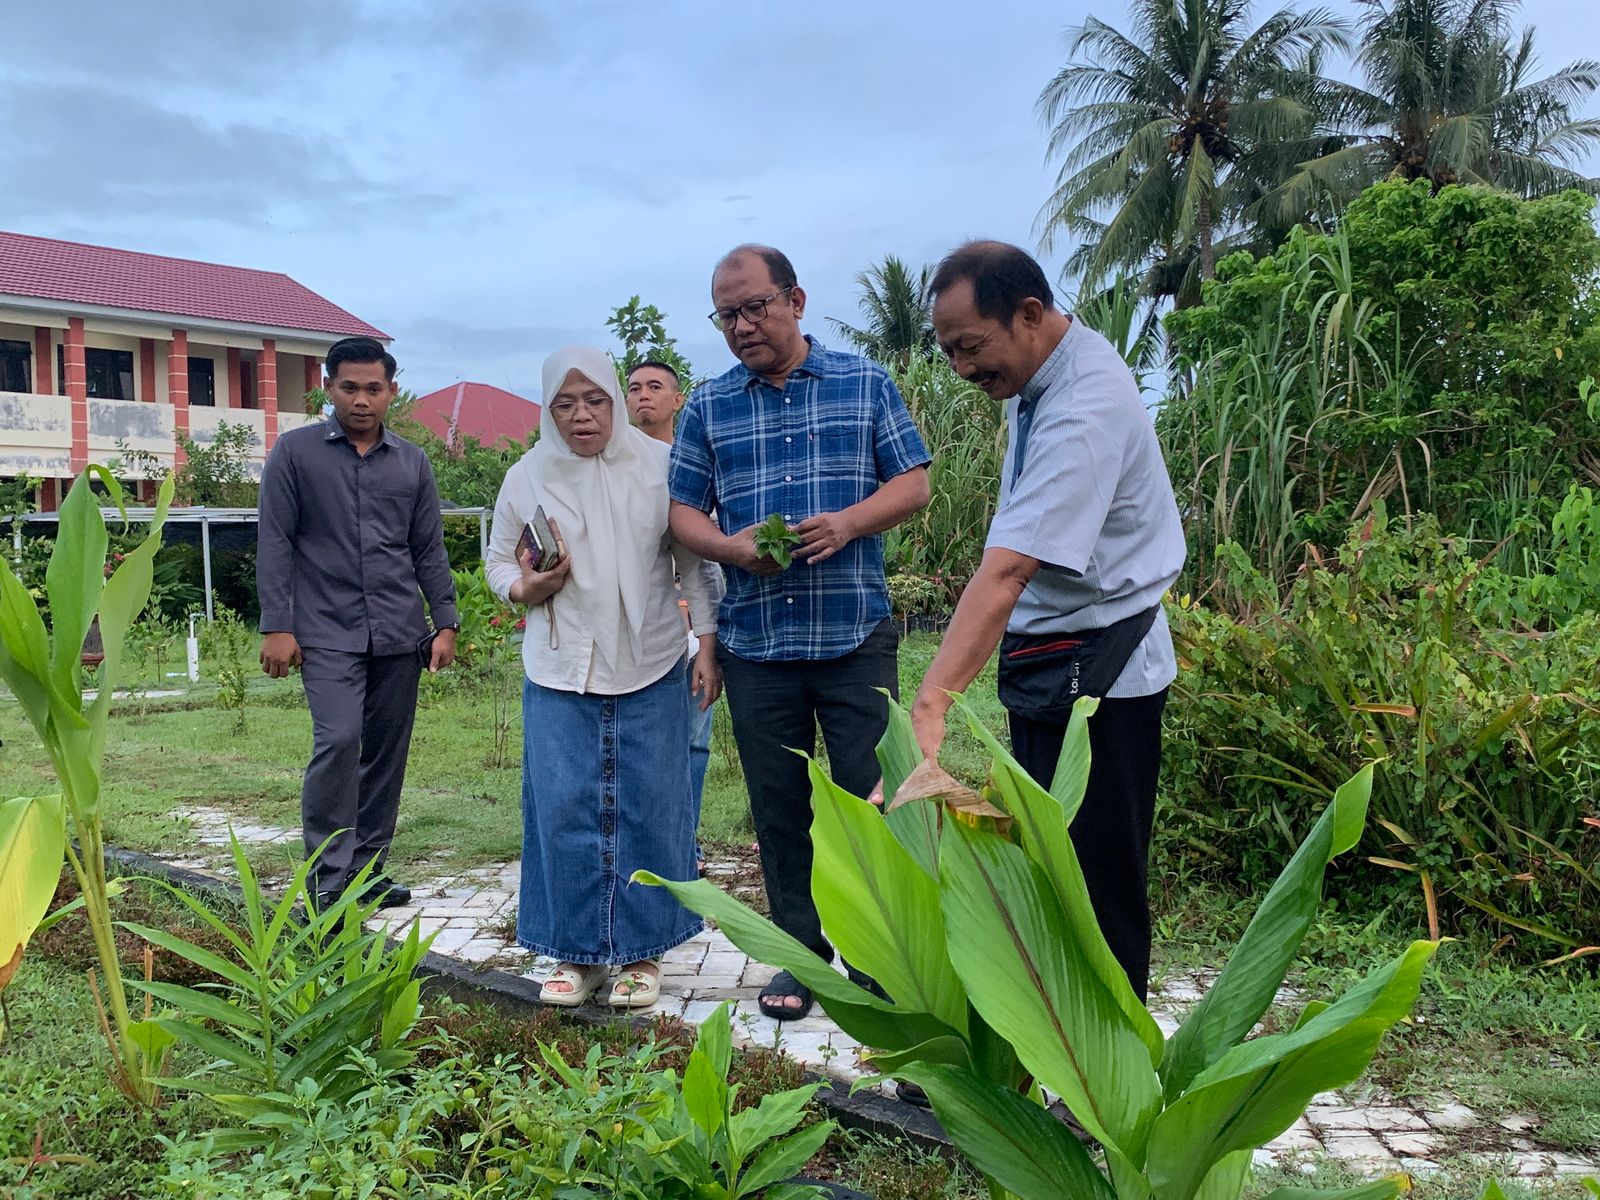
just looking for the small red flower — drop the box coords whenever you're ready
[515,617,527,631]
[489,616,501,627]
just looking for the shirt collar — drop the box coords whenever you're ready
[740,334,826,391]
[1017,318,1075,409]
[325,419,402,450]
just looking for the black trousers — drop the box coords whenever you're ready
[718,619,900,961]
[299,647,423,897]
[1007,689,1168,1002]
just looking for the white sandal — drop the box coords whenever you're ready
[607,962,661,1009]
[539,962,608,1007]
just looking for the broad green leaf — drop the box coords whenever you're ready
[1049,695,1099,819]
[956,696,1163,1064]
[1257,1180,1406,1200]
[126,1017,178,1065]
[1162,765,1374,1099]
[1146,939,1438,1200]
[697,998,734,1080]
[937,818,1162,1157]
[1193,1149,1251,1200]
[0,564,54,737]
[861,1033,973,1075]
[46,473,108,704]
[634,871,962,1052]
[892,1062,1115,1200]
[808,758,967,1033]
[0,794,66,1003]
[738,1121,835,1195]
[683,1045,730,1139]
[727,1081,823,1164]
[877,699,939,877]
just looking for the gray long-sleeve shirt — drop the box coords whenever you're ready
[256,421,459,655]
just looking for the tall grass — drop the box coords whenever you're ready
[886,356,1005,592]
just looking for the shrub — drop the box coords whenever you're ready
[1162,180,1600,598]
[1164,506,1600,949]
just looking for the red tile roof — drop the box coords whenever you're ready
[0,229,388,339]
[413,381,540,448]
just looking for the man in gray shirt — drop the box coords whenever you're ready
[257,336,459,908]
[910,241,1186,1001]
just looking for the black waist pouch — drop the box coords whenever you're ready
[997,605,1161,723]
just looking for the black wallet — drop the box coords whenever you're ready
[416,630,438,668]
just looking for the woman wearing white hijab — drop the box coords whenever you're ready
[486,345,723,1007]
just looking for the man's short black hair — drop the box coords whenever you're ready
[929,240,1055,327]
[325,336,397,382]
[716,243,798,291]
[628,360,681,387]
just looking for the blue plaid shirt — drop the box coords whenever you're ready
[669,337,931,662]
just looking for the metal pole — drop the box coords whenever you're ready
[11,520,20,564]
[201,517,214,621]
[479,509,488,561]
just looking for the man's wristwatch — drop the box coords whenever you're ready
[437,622,461,632]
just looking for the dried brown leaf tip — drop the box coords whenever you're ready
[889,760,1012,832]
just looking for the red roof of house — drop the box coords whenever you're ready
[0,229,388,339]
[412,381,540,448]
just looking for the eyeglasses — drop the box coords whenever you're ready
[547,395,613,417]
[708,285,796,332]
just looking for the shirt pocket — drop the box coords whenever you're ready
[363,487,416,542]
[808,413,873,469]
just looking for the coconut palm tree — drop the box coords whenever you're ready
[1268,0,1600,216]
[1035,0,1351,301]
[827,256,935,369]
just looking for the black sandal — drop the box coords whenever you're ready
[757,969,814,1021]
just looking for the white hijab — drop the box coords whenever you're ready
[532,345,668,675]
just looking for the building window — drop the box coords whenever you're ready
[0,339,30,393]
[87,349,135,400]
[55,346,136,400]
[188,358,215,406]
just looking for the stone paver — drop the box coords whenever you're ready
[165,806,1600,1183]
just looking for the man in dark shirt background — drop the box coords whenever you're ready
[257,336,458,908]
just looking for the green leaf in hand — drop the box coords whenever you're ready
[754,513,803,569]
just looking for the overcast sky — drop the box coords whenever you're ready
[4,0,1595,398]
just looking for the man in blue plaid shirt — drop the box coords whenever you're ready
[669,245,931,1020]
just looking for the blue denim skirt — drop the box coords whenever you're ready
[517,657,704,965]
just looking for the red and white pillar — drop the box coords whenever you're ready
[169,329,190,469]
[65,317,87,472]
[259,338,279,449]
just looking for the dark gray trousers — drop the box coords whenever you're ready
[717,619,900,962]
[299,647,422,897]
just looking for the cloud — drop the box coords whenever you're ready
[0,79,458,231]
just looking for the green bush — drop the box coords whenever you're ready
[1164,506,1600,950]
[1162,180,1600,597]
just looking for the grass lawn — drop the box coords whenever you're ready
[0,632,1003,879]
